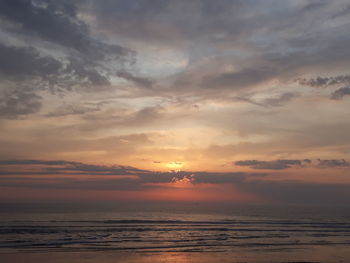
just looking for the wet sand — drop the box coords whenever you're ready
[1,245,350,263]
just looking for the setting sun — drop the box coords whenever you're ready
[165,161,185,170]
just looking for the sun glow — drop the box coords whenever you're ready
[165,161,184,169]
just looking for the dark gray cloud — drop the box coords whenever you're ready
[116,71,153,89]
[1,159,350,205]
[0,43,110,94]
[298,75,350,88]
[0,43,61,80]
[0,159,259,191]
[202,68,274,90]
[0,0,87,51]
[235,92,300,108]
[234,159,311,170]
[0,0,137,118]
[90,0,242,44]
[0,159,268,186]
[331,87,350,100]
[0,159,78,166]
[0,0,130,61]
[0,159,249,180]
[45,103,101,117]
[2,0,350,105]
[90,0,350,94]
[0,89,42,118]
[235,158,350,170]
[297,75,350,100]
[262,92,299,107]
[77,105,167,131]
[232,96,268,108]
[317,159,350,168]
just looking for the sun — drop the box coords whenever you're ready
[165,161,184,169]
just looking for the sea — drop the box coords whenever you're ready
[1,202,350,263]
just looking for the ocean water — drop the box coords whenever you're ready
[1,203,350,262]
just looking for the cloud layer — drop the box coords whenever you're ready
[1,159,350,205]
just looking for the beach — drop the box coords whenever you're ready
[1,204,350,263]
[2,247,350,263]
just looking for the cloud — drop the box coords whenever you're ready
[0,0,130,60]
[331,87,350,100]
[234,159,311,170]
[234,92,300,108]
[90,0,350,92]
[78,106,166,131]
[171,174,195,187]
[297,75,350,100]
[2,0,350,104]
[202,68,274,90]
[0,159,78,166]
[45,103,102,117]
[0,43,112,118]
[0,0,135,118]
[0,43,113,92]
[298,75,350,88]
[0,159,149,177]
[262,92,299,107]
[116,71,153,89]
[0,0,88,51]
[0,43,61,80]
[0,159,256,193]
[1,159,350,205]
[317,159,350,168]
[235,158,350,170]
[0,158,260,182]
[0,89,42,118]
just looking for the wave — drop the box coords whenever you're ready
[7,218,350,225]
[1,218,350,253]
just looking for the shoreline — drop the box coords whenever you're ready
[1,246,349,263]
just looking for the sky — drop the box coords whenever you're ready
[0,0,350,205]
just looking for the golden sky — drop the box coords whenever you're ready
[0,0,350,205]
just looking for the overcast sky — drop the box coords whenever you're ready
[1,0,350,205]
